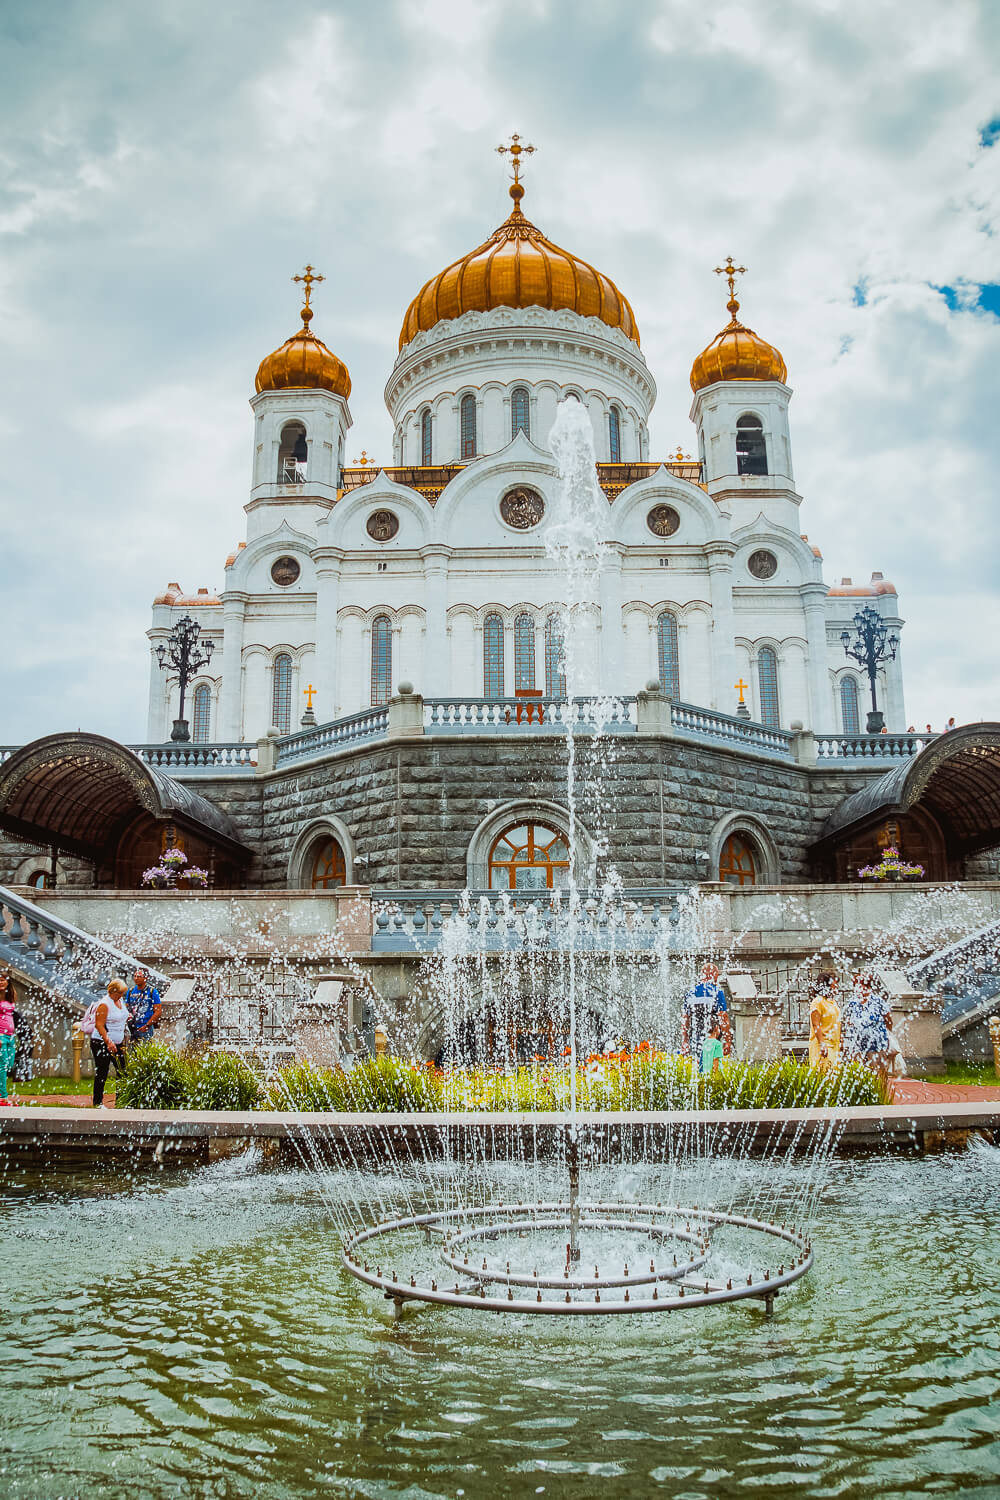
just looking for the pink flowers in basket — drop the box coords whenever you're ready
[857,846,924,882]
[141,848,209,889]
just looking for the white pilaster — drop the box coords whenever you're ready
[219,593,247,740]
[706,548,738,714]
[422,549,450,696]
[314,556,342,722]
[598,546,625,695]
[802,587,832,733]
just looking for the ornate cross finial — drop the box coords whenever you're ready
[354,449,373,467]
[714,256,747,319]
[292,264,325,324]
[734,677,749,705]
[497,133,535,204]
[303,683,316,710]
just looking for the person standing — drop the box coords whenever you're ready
[808,972,842,1070]
[681,961,731,1059]
[0,970,18,1106]
[841,973,889,1071]
[700,1016,725,1075]
[91,979,130,1108]
[124,968,161,1045]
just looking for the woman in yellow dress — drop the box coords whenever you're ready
[808,972,841,1070]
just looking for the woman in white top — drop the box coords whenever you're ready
[92,978,130,1108]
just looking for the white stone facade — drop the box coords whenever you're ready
[146,304,906,743]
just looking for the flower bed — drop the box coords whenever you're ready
[116,1043,893,1112]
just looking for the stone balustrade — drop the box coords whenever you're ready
[423,696,637,735]
[372,887,683,953]
[814,732,937,762]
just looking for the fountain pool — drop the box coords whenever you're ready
[1,1145,998,1500]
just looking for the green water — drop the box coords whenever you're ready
[1,1147,998,1500]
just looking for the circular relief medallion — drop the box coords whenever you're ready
[270,555,301,587]
[366,509,400,543]
[500,486,545,530]
[747,549,778,580]
[646,504,680,538]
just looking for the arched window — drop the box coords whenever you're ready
[757,647,780,728]
[420,409,433,466]
[609,406,622,463]
[656,612,680,700]
[511,387,530,441]
[371,616,392,705]
[483,613,504,698]
[272,654,292,733]
[460,394,477,459]
[514,614,535,692]
[310,838,346,889]
[192,684,212,743]
[545,614,566,698]
[840,676,860,736]
[736,415,768,476]
[719,833,757,886]
[489,821,570,891]
[277,421,308,483]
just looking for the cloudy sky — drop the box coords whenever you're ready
[2,0,998,743]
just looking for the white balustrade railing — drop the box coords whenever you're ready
[277,706,391,765]
[423,697,637,734]
[133,742,257,771]
[670,702,796,760]
[373,887,683,952]
[815,732,937,761]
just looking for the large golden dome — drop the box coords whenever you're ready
[689,290,786,393]
[256,267,351,398]
[398,183,640,351]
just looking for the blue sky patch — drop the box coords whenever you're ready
[980,117,1000,148]
[933,282,1000,316]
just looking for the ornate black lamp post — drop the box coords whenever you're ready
[156,615,215,742]
[840,604,898,734]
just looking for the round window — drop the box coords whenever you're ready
[366,509,400,542]
[500,487,545,530]
[646,505,680,538]
[271,555,301,587]
[747,549,778,580]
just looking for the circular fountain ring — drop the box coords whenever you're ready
[342,1202,813,1316]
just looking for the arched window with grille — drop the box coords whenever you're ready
[840,676,860,736]
[192,684,212,743]
[460,394,477,459]
[420,408,433,465]
[271,654,292,733]
[511,387,530,441]
[514,613,535,692]
[545,614,566,698]
[719,833,757,886]
[371,616,392,705]
[757,646,780,728]
[609,405,622,463]
[310,837,346,889]
[656,611,680,700]
[483,613,504,698]
[736,415,768,475]
[489,821,570,891]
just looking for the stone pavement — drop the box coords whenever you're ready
[891,1079,1000,1105]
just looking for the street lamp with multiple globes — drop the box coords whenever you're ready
[840,604,898,734]
[156,615,215,742]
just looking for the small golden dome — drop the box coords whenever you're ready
[398,182,640,351]
[689,293,786,393]
[255,306,352,398]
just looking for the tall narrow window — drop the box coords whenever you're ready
[757,646,780,728]
[656,612,680,700]
[545,614,566,698]
[840,676,860,736]
[272,654,292,733]
[736,415,768,475]
[609,406,622,463]
[371,616,392,705]
[460,394,477,459]
[483,613,504,698]
[514,614,535,692]
[420,409,433,465]
[192,684,211,743]
[511,387,530,441]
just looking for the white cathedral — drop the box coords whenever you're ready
[146,148,905,745]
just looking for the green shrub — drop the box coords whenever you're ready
[267,1057,444,1113]
[187,1050,262,1111]
[116,1041,193,1109]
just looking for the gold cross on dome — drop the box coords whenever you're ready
[292,264,325,312]
[714,256,747,302]
[355,450,373,467]
[303,683,316,709]
[734,677,749,704]
[496,133,536,187]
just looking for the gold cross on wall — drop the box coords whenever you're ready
[292,264,325,313]
[734,677,749,704]
[714,256,747,302]
[496,132,536,187]
[303,683,316,709]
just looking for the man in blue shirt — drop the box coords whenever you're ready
[681,961,731,1060]
[124,968,162,1045]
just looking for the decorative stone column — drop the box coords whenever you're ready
[313,550,343,722]
[599,545,625,695]
[219,592,247,741]
[802,585,831,733]
[422,548,450,695]
[706,546,738,714]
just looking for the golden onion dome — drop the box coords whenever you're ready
[689,264,786,392]
[398,181,640,351]
[256,266,351,398]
